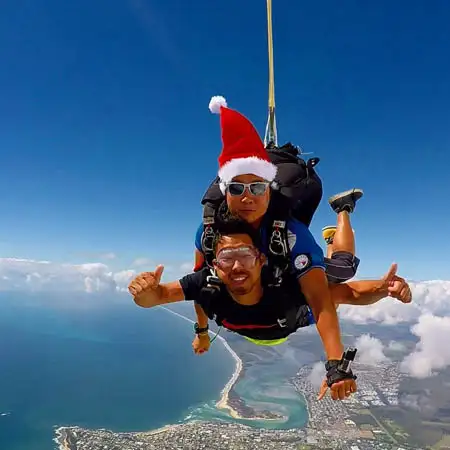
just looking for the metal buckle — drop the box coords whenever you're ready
[269,228,287,256]
[206,271,222,292]
[202,226,215,252]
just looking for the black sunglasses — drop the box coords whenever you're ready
[226,182,270,197]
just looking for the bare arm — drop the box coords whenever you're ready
[330,280,388,306]
[194,303,209,328]
[300,268,344,360]
[330,265,412,305]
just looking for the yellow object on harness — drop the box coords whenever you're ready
[244,336,288,346]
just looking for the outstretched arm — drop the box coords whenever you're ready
[128,265,206,308]
[330,263,412,306]
[330,281,388,305]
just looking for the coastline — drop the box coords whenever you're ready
[160,307,244,418]
[161,307,285,422]
[54,427,75,450]
[214,334,243,418]
[52,307,303,448]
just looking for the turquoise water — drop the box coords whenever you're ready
[0,294,310,450]
[185,339,311,430]
[0,295,235,450]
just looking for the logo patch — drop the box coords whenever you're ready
[287,230,297,250]
[294,254,310,271]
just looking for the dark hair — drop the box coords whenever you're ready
[212,201,261,252]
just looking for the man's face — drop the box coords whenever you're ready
[225,174,271,226]
[213,233,265,296]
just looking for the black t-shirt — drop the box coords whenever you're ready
[179,268,310,340]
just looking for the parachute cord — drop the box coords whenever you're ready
[264,0,278,148]
[209,326,222,344]
[267,0,275,112]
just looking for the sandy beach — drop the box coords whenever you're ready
[214,334,244,418]
[160,307,244,416]
[54,427,73,450]
[52,307,285,450]
[161,307,284,422]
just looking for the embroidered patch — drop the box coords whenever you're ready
[294,254,311,271]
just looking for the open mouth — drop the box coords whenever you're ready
[230,274,249,284]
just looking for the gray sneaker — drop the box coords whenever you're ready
[328,188,363,214]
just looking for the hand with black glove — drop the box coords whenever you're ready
[317,350,358,401]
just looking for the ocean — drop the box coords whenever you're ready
[0,294,235,450]
[0,293,311,450]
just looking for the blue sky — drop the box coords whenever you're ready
[0,0,449,280]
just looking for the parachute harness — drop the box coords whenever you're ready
[196,0,324,345]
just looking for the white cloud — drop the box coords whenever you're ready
[354,334,389,366]
[0,258,121,293]
[387,341,406,352]
[0,257,194,295]
[131,258,192,278]
[336,279,450,379]
[113,270,136,287]
[307,334,389,390]
[3,256,450,381]
[308,362,325,390]
[338,280,450,325]
[400,314,450,378]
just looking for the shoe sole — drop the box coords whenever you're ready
[328,188,364,204]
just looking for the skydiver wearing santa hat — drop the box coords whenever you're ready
[191,96,363,365]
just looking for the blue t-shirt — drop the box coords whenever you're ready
[194,218,325,279]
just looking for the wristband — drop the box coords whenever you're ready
[194,322,209,335]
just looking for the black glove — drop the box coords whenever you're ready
[325,359,357,388]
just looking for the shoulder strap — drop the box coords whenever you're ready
[200,176,225,269]
[201,202,218,269]
[265,195,292,286]
[198,268,224,323]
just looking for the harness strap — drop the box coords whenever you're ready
[198,269,224,325]
[266,217,291,287]
[201,203,217,269]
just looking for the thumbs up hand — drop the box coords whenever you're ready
[381,263,398,285]
[381,263,412,304]
[128,265,165,307]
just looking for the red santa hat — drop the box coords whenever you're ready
[209,95,278,194]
